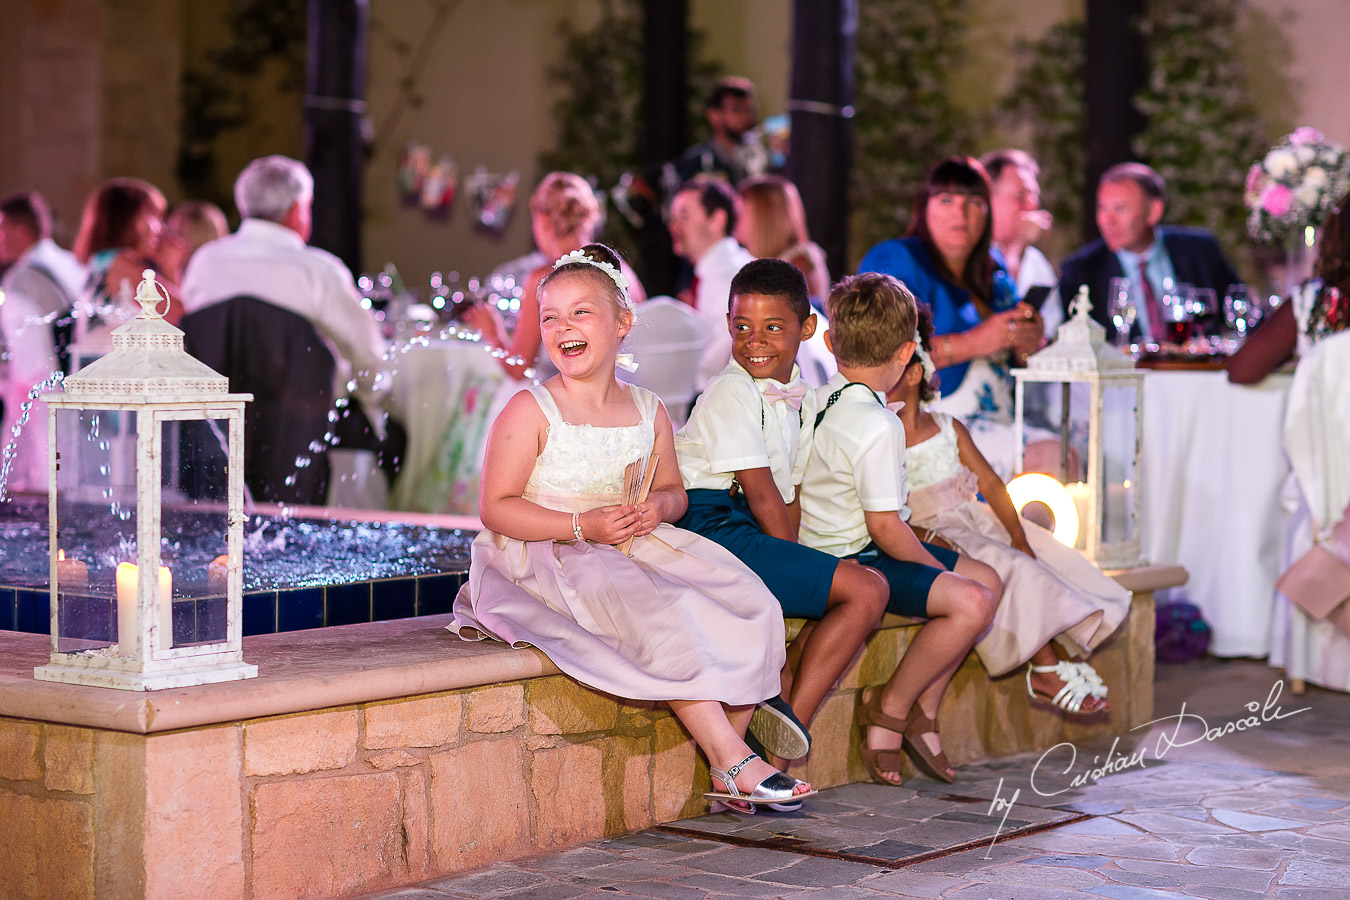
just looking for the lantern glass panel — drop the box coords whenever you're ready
[161,416,231,648]
[1100,385,1139,547]
[52,407,138,654]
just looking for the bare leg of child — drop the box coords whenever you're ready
[669,699,813,798]
[865,570,997,784]
[780,621,815,700]
[784,562,888,751]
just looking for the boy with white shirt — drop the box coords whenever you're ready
[800,272,998,786]
[675,259,888,771]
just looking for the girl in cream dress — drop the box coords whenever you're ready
[450,243,813,811]
[890,307,1130,714]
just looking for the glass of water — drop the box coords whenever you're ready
[1107,276,1137,350]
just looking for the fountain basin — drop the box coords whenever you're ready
[0,495,475,639]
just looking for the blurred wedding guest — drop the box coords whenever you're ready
[158,201,228,284]
[677,77,766,186]
[1229,199,1350,384]
[72,177,182,328]
[466,171,646,382]
[181,155,389,503]
[0,190,87,492]
[1058,162,1238,344]
[668,179,754,389]
[859,156,1045,478]
[980,149,1061,334]
[735,175,830,302]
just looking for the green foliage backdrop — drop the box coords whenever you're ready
[850,0,978,261]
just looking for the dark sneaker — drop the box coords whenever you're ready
[748,695,812,761]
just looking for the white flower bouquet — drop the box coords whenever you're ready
[1245,127,1350,243]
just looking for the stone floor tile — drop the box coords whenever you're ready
[671,872,793,897]
[944,883,1084,899]
[496,883,597,900]
[568,861,693,885]
[778,887,888,899]
[1017,854,1112,868]
[369,890,456,899]
[1112,813,1237,835]
[1099,840,1187,862]
[677,847,803,877]
[1176,886,1272,900]
[1283,796,1349,812]
[1276,889,1350,900]
[421,867,548,896]
[1183,846,1289,869]
[905,842,1033,874]
[972,862,1107,889]
[602,882,708,900]
[1279,859,1350,888]
[518,846,624,873]
[752,857,882,888]
[1113,858,1274,893]
[1057,816,1147,835]
[1303,823,1350,841]
[1095,869,1183,889]
[1086,887,1190,899]
[854,870,964,898]
[1210,808,1310,831]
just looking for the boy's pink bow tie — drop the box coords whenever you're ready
[760,381,809,410]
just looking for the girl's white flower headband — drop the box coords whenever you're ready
[552,249,633,310]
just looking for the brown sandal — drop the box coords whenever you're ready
[854,687,908,786]
[902,707,955,784]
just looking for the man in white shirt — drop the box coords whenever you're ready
[0,190,88,491]
[183,155,388,424]
[981,149,1062,338]
[181,156,390,502]
[667,180,755,389]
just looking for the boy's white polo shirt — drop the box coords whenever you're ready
[675,360,817,504]
[800,373,911,557]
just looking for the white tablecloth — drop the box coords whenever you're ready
[386,339,505,515]
[1141,369,1293,657]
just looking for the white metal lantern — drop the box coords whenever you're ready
[34,271,257,690]
[1013,286,1147,570]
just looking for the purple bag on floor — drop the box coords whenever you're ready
[1155,601,1212,663]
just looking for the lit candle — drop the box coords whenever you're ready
[115,562,173,653]
[55,550,89,592]
[1065,482,1090,550]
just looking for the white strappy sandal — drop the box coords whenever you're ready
[1026,660,1109,716]
[704,753,817,814]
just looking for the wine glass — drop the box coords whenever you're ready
[1223,284,1255,335]
[1160,281,1195,345]
[1107,276,1137,350]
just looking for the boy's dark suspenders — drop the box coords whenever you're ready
[814,382,883,428]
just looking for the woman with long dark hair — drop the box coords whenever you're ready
[859,157,1046,477]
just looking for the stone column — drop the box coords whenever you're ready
[786,0,857,281]
[305,0,369,273]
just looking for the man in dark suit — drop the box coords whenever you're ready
[1058,162,1238,343]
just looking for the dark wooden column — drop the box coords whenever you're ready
[638,0,688,296]
[786,0,857,279]
[1083,0,1147,241]
[304,0,369,272]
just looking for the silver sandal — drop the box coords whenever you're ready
[704,753,817,814]
[1026,660,1109,716]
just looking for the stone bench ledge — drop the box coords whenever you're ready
[0,617,558,734]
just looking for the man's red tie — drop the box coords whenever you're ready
[686,274,701,308]
[1137,259,1165,341]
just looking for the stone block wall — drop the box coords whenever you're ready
[0,594,1154,900]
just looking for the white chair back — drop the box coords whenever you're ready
[617,297,708,427]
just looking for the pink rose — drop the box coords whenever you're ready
[1244,163,1267,203]
[1290,126,1325,146]
[1261,183,1293,217]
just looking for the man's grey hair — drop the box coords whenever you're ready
[234,155,314,222]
